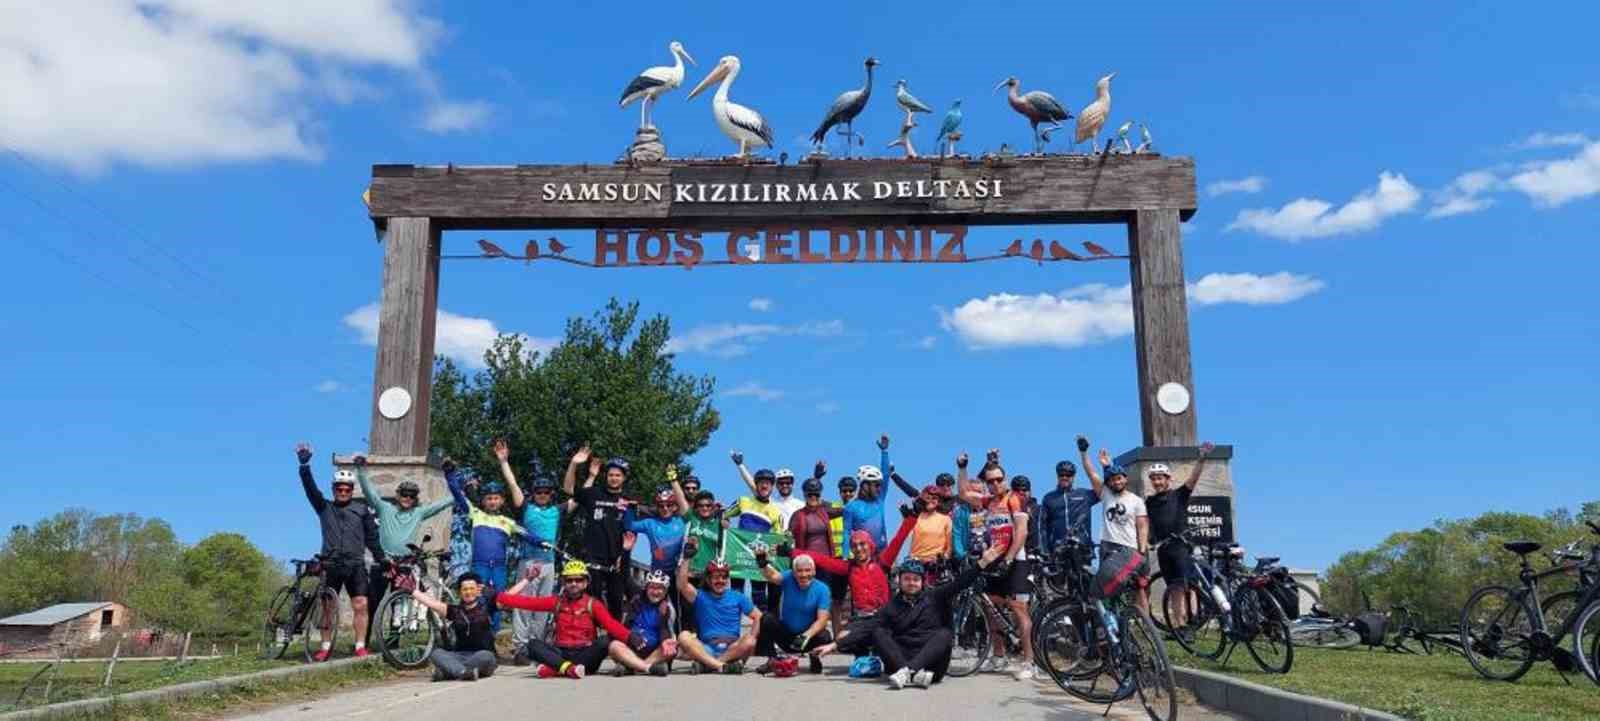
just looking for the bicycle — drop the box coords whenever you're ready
[372,540,456,669]
[1162,533,1295,674]
[946,541,1051,677]
[1459,519,1600,684]
[260,556,341,662]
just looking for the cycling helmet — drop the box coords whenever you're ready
[1010,475,1032,492]
[604,457,630,473]
[560,561,590,579]
[655,486,675,502]
[774,468,796,481]
[895,560,926,578]
[1055,460,1077,476]
[837,476,857,491]
[704,559,732,577]
[856,465,883,483]
[396,481,420,497]
[332,469,356,486]
[680,474,701,488]
[1104,464,1128,479]
[456,572,483,586]
[644,569,671,588]
[530,475,557,491]
[479,481,506,496]
[1145,463,1172,480]
[934,472,956,487]
[802,478,824,495]
[753,468,777,483]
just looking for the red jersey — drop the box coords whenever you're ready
[797,515,914,614]
[498,592,629,648]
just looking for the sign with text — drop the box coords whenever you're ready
[593,226,967,268]
[721,528,793,582]
[1184,496,1234,544]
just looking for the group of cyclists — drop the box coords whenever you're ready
[292,432,1213,689]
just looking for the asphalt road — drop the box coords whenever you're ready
[226,659,1246,721]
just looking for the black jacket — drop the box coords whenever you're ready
[299,464,385,565]
[879,563,983,646]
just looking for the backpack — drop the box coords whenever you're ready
[1095,544,1146,599]
[1267,575,1301,620]
[1353,612,1388,647]
[849,655,883,678]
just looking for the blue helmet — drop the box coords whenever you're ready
[479,481,506,496]
[895,560,925,578]
[604,457,630,473]
[1104,464,1128,479]
[530,475,557,491]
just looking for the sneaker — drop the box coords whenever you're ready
[888,667,911,689]
[463,668,479,682]
[809,654,824,675]
[353,647,370,659]
[312,649,332,663]
[912,669,934,688]
[755,661,774,675]
[649,662,670,677]
[611,665,628,677]
[1013,665,1036,682]
[722,661,744,675]
[980,656,1008,673]
[565,664,585,679]
[431,667,448,682]
[536,664,558,679]
[512,651,531,667]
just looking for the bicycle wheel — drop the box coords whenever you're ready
[1033,600,1093,687]
[1060,607,1129,704]
[1541,590,1583,634]
[1127,610,1178,721]
[1459,584,1536,682]
[946,589,992,678]
[299,587,341,663]
[1572,597,1600,685]
[1164,586,1227,659]
[259,586,296,660]
[1241,587,1294,674]
[375,592,438,669]
[1290,621,1360,650]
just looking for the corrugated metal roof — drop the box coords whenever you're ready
[0,602,113,627]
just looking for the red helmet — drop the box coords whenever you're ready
[704,560,732,577]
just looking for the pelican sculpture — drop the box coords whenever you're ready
[619,41,696,129]
[686,55,773,159]
[937,99,963,157]
[1074,72,1116,154]
[810,57,880,156]
[995,77,1071,155]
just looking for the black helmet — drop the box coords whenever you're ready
[681,474,701,488]
[396,481,420,497]
[753,468,777,483]
[837,476,857,491]
[934,472,956,487]
[1055,460,1077,476]
[802,478,823,495]
[1010,475,1031,492]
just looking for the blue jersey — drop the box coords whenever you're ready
[951,502,971,559]
[628,600,674,648]
[693,588,754,641]
[843,496,887,551]
[625,509,687,572]
[521,504,561,562]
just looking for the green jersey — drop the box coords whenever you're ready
[358,467,454,558]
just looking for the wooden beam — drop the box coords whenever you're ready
[367,155,1197,231]
[1127,209,1197,447]
[369,217,440,456]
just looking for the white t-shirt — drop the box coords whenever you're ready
[774,495,805,529]
[1100,487,1147,549]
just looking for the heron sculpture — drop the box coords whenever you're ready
[619,41,696,129]
[686,55,774,159]
[1074,72,1116,155]
[937,99,963,157]
[810,57,880,156]
[995,77,1071,155]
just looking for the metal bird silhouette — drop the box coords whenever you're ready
[1082,241,1113,258]
[1003,239,1023,256]
[478,239,509,258]
[548,237,569,255]
[1029,239,1045,263]
[524,239,539,264]
[1049,240,1082,261]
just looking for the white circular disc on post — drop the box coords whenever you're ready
[378,387,413,420]
[1156,382,1190,415]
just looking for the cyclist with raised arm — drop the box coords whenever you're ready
[609,570,679,676]
[1080,436,1151,612]
[505,561,638,679]
[443,454,521,630]
[1145,442,1214,632]
[875,544,1007,688]
[800,510,917,661]
[352,455,452,635]
[403,571,514,681]
[675,540,761,674]
[1039,459,1098,555]
[726,452,785,609]
[964,455,1036,680]
[295,443,385,660]
[564,444,633,619]
[625,482,687,609]
[494,439,575,665]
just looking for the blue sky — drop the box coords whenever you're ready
[2,2,1597,572]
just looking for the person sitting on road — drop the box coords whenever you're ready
[609,570,679,676]
[443,456,522,630]
[874,545,1006,689]
[295,443,386,661]
[501,561,638,679]
[402,571,507,682]
[674,544,760,674]
[493,438,576,666]
[752,551,833,674]
[802,512,917,661]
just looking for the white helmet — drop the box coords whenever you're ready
[856,465,883,482]
[1145,463,1171,480]
[644,570,671,588]
[774,468,795,481]
[333,469,357,486]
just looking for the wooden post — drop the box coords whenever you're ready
[177,631,192,663]
[369,217,441,456]
[101,637,121,688]
[1127,209,1197,446]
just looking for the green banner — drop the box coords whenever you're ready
[721,528,792,582]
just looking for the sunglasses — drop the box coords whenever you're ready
[533,488,554,494]
[561,577,587,584]
[805,492,821,498]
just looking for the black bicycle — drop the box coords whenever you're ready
[372,541,455,669]
[261,556,340,662]
[1162,533,1295,674]
[1459,520,1600,684]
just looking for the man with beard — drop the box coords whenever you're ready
[874,544,1006,688]
[1081,437,1151,612]
[564,444,633,618]
[1144,442,1214,631]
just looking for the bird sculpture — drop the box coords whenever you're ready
[1073,72,1116,155]
[1115,120,1134,154]
[1083,241,1113,258]
[524,239,539,264]
[619,41,697,129]
[1003,239,1023,256]
[1136,123,1154,154]
[548,237,569,255]
[810,57,880,156]
[995,77,1071,155]
[1029,239,1045,263]
[895,79,933,118]
[686,55,774,159]
[1049,240,1082,261]
[937,99,963,157]
[478,239,509,258]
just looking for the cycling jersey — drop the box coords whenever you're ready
[788,505,835,557]
[574,485,629,564]
[521,503,561,562]
[908,512,952,560]
[984,490,1029,561]
[357,467,452,558]
[950,502,971,560]
[299,464,384,565]
[1040,485,1099,550]
[773,494,805,529]
[443,591,501,653]
[446,468,521,565]
[726,496,783,533]
[796,514,914,615]
[690,587,754,640]
[624,508,686,572]
[627,598,676,650]
[499,593,630,649]
[843,496,887,551]
[828,501,846,558]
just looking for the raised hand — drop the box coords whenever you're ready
[493,439,510,462]
[813,460,827,479]
[623,531,637,551]
[441,457,457,475]
[352,455,368,467]
[877,434,890,450]
[666,466,679,482]
[295,442,314,465]
[956,451,968,469]
[730,450,744,466]
[570,444,592,466]
[986,448,999,464]
[588,456,602,478]
[1076,435,1090,453]
[683,535,700,553]
[1098,449,1112,467]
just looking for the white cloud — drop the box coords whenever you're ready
[1511,132,1592,150]
[343,302,556,368]
[1226,172,1421,241]
[314,380,342,393]
[1507,142,1600,207]
[0,2,483,172]
[724,381,785,402]
[748,297,774,312]
[940,272,1323,349]
[1206,176,1268,197]
[666,320,844,358]
[912,335,938,350]
[815,401,841,414]
[1427,170,1500,219]
[421,100,492,133]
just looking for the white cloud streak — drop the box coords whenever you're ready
[421,100,492,133]
[1507,142,1600,207]
[1510,132,1592,150]
[1206,176,1268,197]
[748,297,774,312]
[666,320,844,358]
[314,380,343,393]
[343,302,556,369]
[724,381,785,402]
[815,401,841,414]
[1226,172,1420,240]
[1427,170,1499,219]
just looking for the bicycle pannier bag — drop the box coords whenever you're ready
[1095,544,1145,599]
[1353,612,1387,647]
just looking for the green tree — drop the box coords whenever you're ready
[430,299,720,505]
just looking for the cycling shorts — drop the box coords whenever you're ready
[984,559,1034,599]
[324,561,369,598]
[1156,542,1193,585]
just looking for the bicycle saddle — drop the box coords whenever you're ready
[1502,540,1542,555]
[1256,556,1280,566]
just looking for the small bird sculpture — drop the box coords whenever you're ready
[524,239,539,264]
[1074,72,1115,155]
[1029,239,1045,263]
[811,57,880,156]
[478,239,509,258]
[937,99,963,157]
[1136,123,1154,154]
[1083,241,1113,258]
[995,77,1071,154]
[895,79,933,117]
[1115,120,1134,153]
[548,237,569,255]
[1049,240,1081,261]
[619,41,697,129]
[1003,238,1023,256]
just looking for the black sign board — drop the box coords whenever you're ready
[1185,496,1234,544]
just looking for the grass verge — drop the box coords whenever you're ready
[1174,644,1600,721]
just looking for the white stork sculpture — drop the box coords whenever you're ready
[686,55,774,159]
[619,41,697,129]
